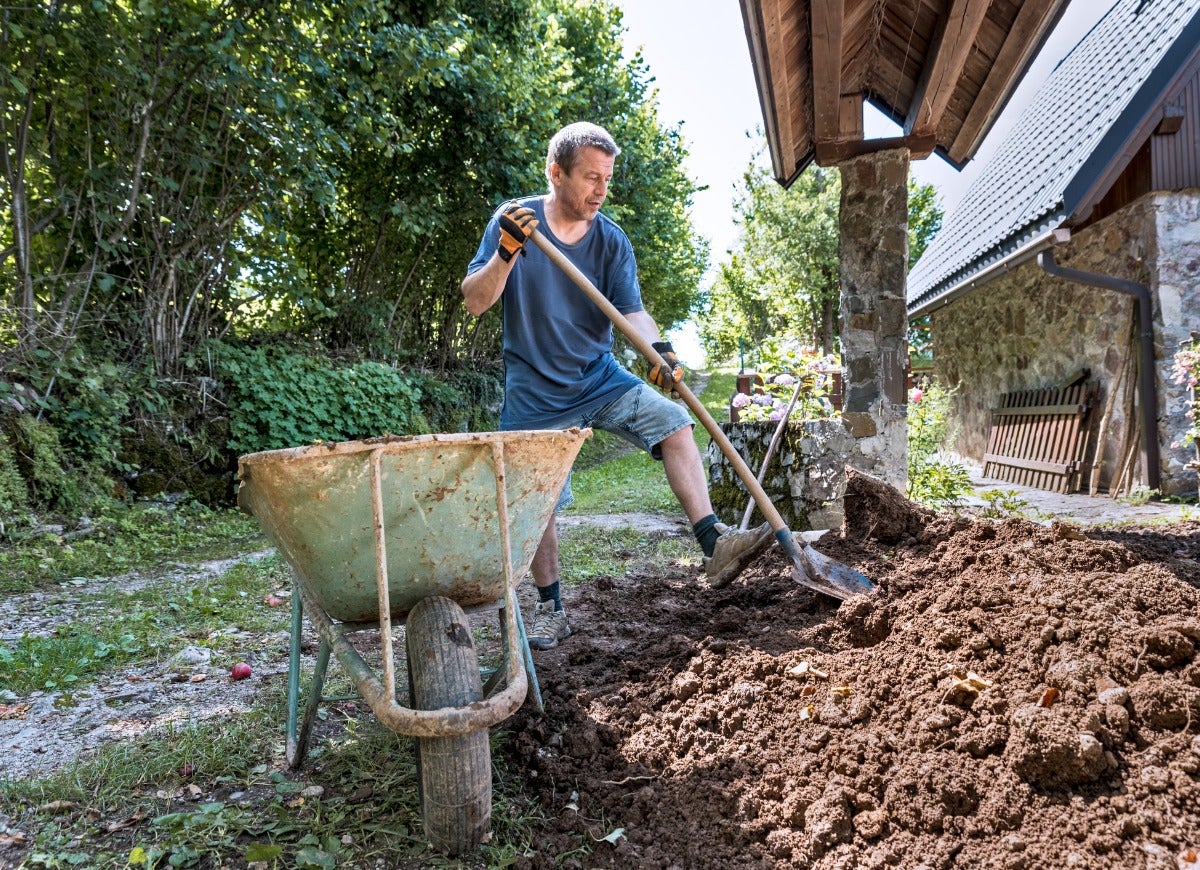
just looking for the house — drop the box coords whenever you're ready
[907,0,1200,497]
[738,0,1069,486]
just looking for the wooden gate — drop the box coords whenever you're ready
[982,375,1098,493]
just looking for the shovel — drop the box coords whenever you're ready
[529,229,873,600]
[738,378,804,531]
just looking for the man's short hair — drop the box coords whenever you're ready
[546,122,620,178]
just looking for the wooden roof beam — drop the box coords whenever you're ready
[905,0,990,138]
[811,0,845,143]
[948,0,1060,162]
[815,131,935,165]
[740,0,794,182]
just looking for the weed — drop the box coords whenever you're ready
[1117,486,1159,507]
[978,488,1032,519]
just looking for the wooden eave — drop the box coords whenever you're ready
[740,0,1070,186]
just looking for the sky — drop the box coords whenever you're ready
[612,0,1115,271]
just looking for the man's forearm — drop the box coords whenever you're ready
[624,310,663,349]
[461,253,511,316]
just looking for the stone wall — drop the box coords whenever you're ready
[839,149,911,488]
[929,190,1200,496]
[1147,190,1200,492]
[705,419,853,532]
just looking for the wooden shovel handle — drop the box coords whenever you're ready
[528,228,795,544]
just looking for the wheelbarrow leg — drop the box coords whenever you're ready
[508,604,543,713]
[286,586,331,769]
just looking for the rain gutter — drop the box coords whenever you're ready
[1037,248,1161,491]
[908,228,1060,319]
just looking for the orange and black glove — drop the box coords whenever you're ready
[648,341,685,395]
[497,203,538,263]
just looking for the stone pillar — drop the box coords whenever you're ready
[838,149,910,488]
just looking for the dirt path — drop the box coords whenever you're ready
[0,551,278,782]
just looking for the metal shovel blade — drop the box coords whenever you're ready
[786,533,873,600]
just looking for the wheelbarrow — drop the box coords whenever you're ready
[236,429,590,855]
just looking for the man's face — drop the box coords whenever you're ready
[551,146,615,221]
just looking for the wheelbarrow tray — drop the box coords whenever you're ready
[237,430,589,623]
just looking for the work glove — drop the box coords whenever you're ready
[648,341,685,395]
[497,203,538,263]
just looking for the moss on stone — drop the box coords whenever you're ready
[119,418,237,507]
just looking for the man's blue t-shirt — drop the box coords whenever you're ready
[467,196,643,429]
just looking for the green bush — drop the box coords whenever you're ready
[14,415,84,511]
[907,379,972,507]
[11,349,135,467]
[217,344,503,455]
[418,369,504,434]
[0,432,29,518]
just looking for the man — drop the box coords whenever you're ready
[462,121,772,650]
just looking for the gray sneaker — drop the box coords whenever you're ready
[528,600,571,650]
[702,521,776,588]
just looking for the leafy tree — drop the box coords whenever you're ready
[906,180,943,363]
[3,0,705,377]
[2,1,365,374]
[908,180,943,267]
[236,0,707,367]
[699,152,840,365]
[698,141,943,367]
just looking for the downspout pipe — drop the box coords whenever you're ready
[1037,249,1161,491]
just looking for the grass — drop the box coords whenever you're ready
[0,500,266,596]
[566,367,736,515]
[0,553,290,696]
[1,374,739,866]
[558,525,698,586]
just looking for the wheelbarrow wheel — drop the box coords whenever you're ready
[405,596,491,856]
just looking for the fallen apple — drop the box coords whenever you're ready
[231,662,252,680]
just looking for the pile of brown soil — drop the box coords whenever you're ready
[502,478,1200,869]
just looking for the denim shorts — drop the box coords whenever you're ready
[511,384,693,512]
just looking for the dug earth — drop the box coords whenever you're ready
[503,475,1200,869]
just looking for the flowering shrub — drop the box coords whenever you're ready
[907,379,972,507]
[731,352,839,423]
[1170,339,1200,449]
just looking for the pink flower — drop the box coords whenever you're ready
[732,392,752,408]
[909,388,923,403]
[773,373,795,386]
